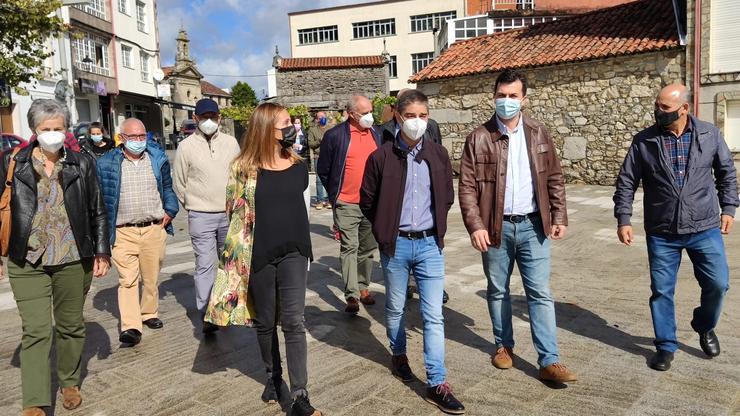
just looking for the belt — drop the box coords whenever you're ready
[398,228,436,239]
[117,219,163,228]
[503,212,539,223]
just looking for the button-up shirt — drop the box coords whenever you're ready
[397,135,434,232]
[498,115,537,215]
[338,124,377,204]
[661,121,693,189]
[117,152,165,225]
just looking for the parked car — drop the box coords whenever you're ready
[1,133,27,152]
[73,121,92,141]
[178,120,197,142]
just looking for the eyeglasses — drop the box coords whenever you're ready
[121,134,147,141]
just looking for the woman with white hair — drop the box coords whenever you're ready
[0,99,110,416]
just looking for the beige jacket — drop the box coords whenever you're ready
[173,130,241,212]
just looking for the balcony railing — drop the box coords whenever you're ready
[73,61,110,77]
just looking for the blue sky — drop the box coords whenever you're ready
[157,0,373,98]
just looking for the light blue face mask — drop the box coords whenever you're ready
[495,98,522,120]
[90,134,104,143]
[124,140,147,155]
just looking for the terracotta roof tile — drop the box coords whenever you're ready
[279,56,385,71]
[200,80,230,97]
[411,0,680,83]
[162,66,174,77]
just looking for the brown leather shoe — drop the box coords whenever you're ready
[21,408,45,416]
[61,386,82,410]
[491,347,513,369]
[345,298,360,313]
[359,289,375,305]
[539,363,577,382]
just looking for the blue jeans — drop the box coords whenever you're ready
[482,216,559,368]
[381,236,447,387]
[313,159,328,203]
[646,227,729,353]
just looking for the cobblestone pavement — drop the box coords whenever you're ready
[1,181,738,416]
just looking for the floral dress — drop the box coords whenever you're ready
[204,163,257,326]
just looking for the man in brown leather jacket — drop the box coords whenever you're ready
[459,69,575,383]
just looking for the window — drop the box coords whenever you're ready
[125,104,147,120]
[411,52,433,74]
[352,18,395,39]
[140,51,150,82]
[388,55,397,78]
[72,32,110,76]
[517,0,535,10]
[710,0,740,73]
[726,100,740,151]
[410,11,457,33]
[455,17,488,39]
[491,16,557,32]
[297,25,339,45]
[118,0,129,14]
[74,0,106,19]
[136,1,147,32]
[121,45,133,68]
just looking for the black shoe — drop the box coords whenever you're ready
[443,290,449,304]
[119,329,142,345]
[261,376,281,404]
[143,318,163,329]
[391,354,414,383]
[699,330,720,357]
[291,394,321,416]
[425,382,465,414]
[202,321,219,334]
[648,350,674,371]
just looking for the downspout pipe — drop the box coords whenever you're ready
[693,0,701,117]
[109,0,120,129]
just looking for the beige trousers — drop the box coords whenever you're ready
[112,225,167,331]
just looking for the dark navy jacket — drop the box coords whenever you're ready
[613,115,738,235]
[96,145,179,245]
[316,121,382,205]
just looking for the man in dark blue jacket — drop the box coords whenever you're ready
[97,118,179,346]
[614,84,738,371]
[317,95,381,313]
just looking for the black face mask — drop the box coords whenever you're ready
[654,107,680,128]
[279,125,297,148]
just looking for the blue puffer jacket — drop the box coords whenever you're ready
[96,145,179,245]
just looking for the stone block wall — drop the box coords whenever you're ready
[417,50,685,185]
[276,66,388,110]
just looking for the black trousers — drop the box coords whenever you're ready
[249,251,309,398]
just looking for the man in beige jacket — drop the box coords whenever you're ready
[173,98,241,333]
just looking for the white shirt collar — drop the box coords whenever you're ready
[496,113,523,135]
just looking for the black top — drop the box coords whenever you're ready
[252,162,313,272]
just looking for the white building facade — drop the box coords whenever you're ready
[288,0,465,93]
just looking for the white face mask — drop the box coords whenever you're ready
[198,118,218,136]
[37,131,65,153]
[401,117,427,141]
[358,112,374,129]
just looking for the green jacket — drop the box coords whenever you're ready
[308,124,330,159]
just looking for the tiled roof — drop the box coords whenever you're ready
[410,0,680,83]
[162,66,174,77]
[278,56,385,71]
[200,80,231,97]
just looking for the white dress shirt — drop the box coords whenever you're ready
[497,114,537,215]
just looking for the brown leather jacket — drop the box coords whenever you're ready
[459,113,567,248]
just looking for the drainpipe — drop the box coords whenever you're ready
[109,0,120,130]
[693,0,701,117]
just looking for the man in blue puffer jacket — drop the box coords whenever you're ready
[96,118,179,347]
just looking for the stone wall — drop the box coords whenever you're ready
[417,50,686,185]
[276,66,388,110]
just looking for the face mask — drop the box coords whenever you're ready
[357,112,374,129]
[495,98,522,120]
[124,140,147,155]
[37,131,65,153]
[198,118,218,136]
[654,107,680,128]
[279,125,297,149]
[319,116,327,126]
[401,117,427,141]
[90,134,104,143]
[294,123,302,131]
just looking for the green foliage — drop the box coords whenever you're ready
[0,0,67,94]
[221,105,255,128]
[287,104,310,128]
[371,92,396,125]
[230,81,258,107]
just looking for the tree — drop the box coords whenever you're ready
[0,0,67,94]
[230,81,258,107]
